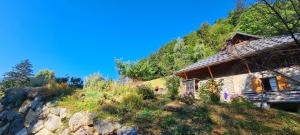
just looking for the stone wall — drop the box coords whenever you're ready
[0,88,138,135]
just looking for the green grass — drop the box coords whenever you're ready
[143,77,166,89]
[57,85,300,134]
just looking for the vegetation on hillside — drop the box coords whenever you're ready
[57,76,300,134]
[116,0,300,81]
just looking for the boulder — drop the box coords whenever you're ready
[44,114,62,132]
[35,128,54,135]
[94,120,121,135]
[0,109,17,121]
[15,128,28,135]
[49,107,69,119]
[74,126,95,135]
[5,113,25,135]
[31,97,44,111]
[29,120,44,134]
[0,123,10,135]
[117,127,138,135]
[24,109,39,127]
[69,112,95,132]
[18,100,31,114]
[59,108,69,119]
[1,88,27,108]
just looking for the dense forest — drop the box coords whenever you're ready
[116,0,300,81]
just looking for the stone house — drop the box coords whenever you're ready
[175,32,300,107]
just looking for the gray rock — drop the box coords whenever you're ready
[6,114,25,135]
[74,126,95,135]
[29,120,44,134]
[18,100,31,114]
[69,112,95,132]
[35,128,54,135]
[24,109,39,127]
[44,114,62,132]
[59,108,69,119]
[0,110,17,121]
[31,97,43,111]
[0,123,10,135]
[49,108,60,116]
[94,120,121,135]
[15,128,28,135]
[1,88,27,108]
[117,127,138,135]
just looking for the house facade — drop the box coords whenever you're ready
[175,33,300,106]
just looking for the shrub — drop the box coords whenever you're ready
[161,116,176,128]
[199,79,223,103]
[166,76,180,100]
[137,85,155,100]
[100,103,119,114]
[35,69,55,86]
[174,124,193,135]
[180,92,195,105]
[136,109,154,123]
[119,93,143,112]
[230,96,254,109]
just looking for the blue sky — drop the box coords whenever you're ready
[0,0,236,79]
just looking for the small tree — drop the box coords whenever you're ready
[70,77,83,89]
[35,69,55,85]
[166,75,180,100]
[1,59,33,90]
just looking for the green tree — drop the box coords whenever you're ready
[35,69,55,85]
[1,59,33,90]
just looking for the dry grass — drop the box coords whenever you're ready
[56,86,300,135]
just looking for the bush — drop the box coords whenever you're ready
[100,103,119,114]
[174,124,193,135]
[119,93,143,112]
[199,79,223,103]
[35,69,55,86]
[137,85,155,100]
[166,76,180,100]
[230,96,254,109]
[180,92,195,105]
[136,109,154,123]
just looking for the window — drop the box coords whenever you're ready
[261,77,278,92]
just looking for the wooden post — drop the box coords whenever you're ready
[208,66,214,79]
[244,61,251,73]
[184,72,188,79]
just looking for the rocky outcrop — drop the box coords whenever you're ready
[0,88,138,135]
[69,111,95,132]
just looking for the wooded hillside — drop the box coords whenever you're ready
[116,0,300,81]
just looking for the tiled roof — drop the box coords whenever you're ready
[175,34,300,74]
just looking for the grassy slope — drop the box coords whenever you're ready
[57,88,300,135]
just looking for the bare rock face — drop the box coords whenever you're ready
[94,120,121,135]
[69,112,95,132]
[44,114,62,132]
